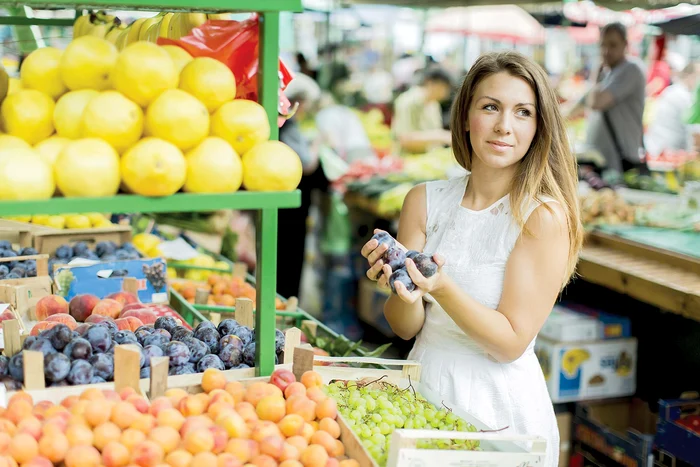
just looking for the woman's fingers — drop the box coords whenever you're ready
[367,243,389,265]
[360,239,378,258]
[366,259,384,281]
[404,259,427,288]
[395,281,419,303]
[377,264,392,289]
[433,254,445,268]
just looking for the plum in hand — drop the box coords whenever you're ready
[371,231,395,249]
[383,247,406,271]
[412,253,438,278]
[389,268,416,294]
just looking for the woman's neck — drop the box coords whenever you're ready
[462,161,516,211]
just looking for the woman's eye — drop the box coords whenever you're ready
[517,109,532,117]
[483,104,497,111]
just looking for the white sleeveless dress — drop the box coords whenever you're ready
[408,174,559,467]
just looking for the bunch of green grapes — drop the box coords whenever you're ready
[55,269,75,297]
[325,380,479,466]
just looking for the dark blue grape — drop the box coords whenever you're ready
[44,353,70,383]
[67,359,93,385]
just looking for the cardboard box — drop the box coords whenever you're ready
[541,305,601,342]
[29,225,132,256]
[572,399,656,467]
[561,302,632,339]
[654,397,700,466]
[0,254,52,321]
[535,337,637,403]
[0,219,55,247]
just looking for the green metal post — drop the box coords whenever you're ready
[259,11,280,141]
[255,208,278,376]
[8,7,44,57]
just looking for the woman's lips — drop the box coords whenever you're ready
[487,141,513,152]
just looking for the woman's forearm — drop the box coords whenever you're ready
[431,278,522,362]
[384,294,425,341]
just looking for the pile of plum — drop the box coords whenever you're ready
[0,242,39,279]
[372,232,438,294]
[0,316,286,389]
[49,240,142,275]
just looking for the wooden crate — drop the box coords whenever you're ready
[0,254,52,321]
[29,225,133,256]
[0,219,56,247]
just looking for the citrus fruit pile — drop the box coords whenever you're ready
[0,37,303,202]
[0,368,360,467]
[2,213,114,229]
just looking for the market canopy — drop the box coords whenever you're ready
[344,0,695,9]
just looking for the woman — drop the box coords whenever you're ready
[361,51,583,466]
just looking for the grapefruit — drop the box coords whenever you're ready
[1,89,55,144]
[184,137,242,193]
[111,42,178,107]
[121,137,186,197]
[81,90,143,153]
[0,149,55,200]
[178,57,236,113]
[144,89,208,151]
[161,45,192,74]
[54,89,99,138]
[20,46,67,99]
[55,138,121,197]
[35,136,71,167]
[60,36,118,91]
[242,141,302,192]
[210,99,270,155]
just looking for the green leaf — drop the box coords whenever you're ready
[342,340,364,357]
[364,343,392,358]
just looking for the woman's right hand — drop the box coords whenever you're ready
[361,229,405,290]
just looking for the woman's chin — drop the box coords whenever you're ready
[474,153,521,171]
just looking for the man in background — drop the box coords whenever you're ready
[392,67,453,154]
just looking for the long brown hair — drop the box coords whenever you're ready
[451,51,583,285]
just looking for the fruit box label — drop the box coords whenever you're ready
[535,337,637,403]
[54,258,167,303]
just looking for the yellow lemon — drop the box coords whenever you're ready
[161,45,193,74]
[0,148,55,200]
[1,89,55,144]
[35,136,71,167]
[121,137,186,197]
[210,99,270,155]
[111,42,178,107]
[7,77,21,95]
[20,46,67,99]
[4,216,31,222]
[55,138,121,197]
[31,214,50,225]
[53,89,99,138]
[144,89,209,150]
[178,57,236,113]
[60,36,118,91]
[81,90,144,153]
[65,214,91,229]
[46,215,66,229]
[86,212,107,225]
[0,134,32,151]
[133,232,161,255]
[242,141,302,192]
[184,137,242,193]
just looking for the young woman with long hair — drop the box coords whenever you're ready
[361,51,583,466]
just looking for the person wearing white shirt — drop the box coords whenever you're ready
[645,63,699,158]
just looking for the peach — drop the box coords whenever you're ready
[107,291,140,307]
[92,299,123,320]
[164,449,192,467]
[202,368,226,393]
[300,371,322,389]
[0,310,15,322]
[315,398,337,420]
[30,320,59,336]
[115,317,143,332]
[85,314,116,325]
[183,429,214,455]
[256,396,286,423]
[35,295,69,321]
[44,313,78,330]
[74,322,92,335]
[69,294,100,322]
[225,439,257,464]
[64,445,101,467]
[121,302,146,313]
[120,309,157,325]
[216,453,243,467]
[131,440,165,467]
[9,432,38,464]
[93,422,122,450]
[284,383,306,399]
[102,441,130,467]
[299,445,328,467]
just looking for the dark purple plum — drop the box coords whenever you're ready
[140,366,151,378]
[406,250,420,260]
[154,316,178,334]
[44,353,70,383]
[91,376,106,384]
[142,333,170,351]
[232,326,253,345]
[194,321,216,334]
[194,327,220,354]
[196,354,225,372]
[231,363,249,370]
[275,329,285,354]
[153,328,171,340]
[219,343,244,369]
[171,326,192,341]
[22,336,37,350]
[389,268,415,294]
[114,330,138,346]
[135,327,154,345]
[217,319,239,337]
[0,355,7,376]
[371,231,396,249]
[39,326,58,340]
[89,353,114,381]
[2,377,22,390]
[165,341,191,367]
[67,359,93,385]
[412,253,438,278]
[219,334,242,348]
[85,325,112,353]
[383,247,406,271]
[50,324,73,351]
[8,353,23,382]
[169,363,196,376]
[75,323,92,336]
[71,331,80,339]
[242,341,256,367]
[141,345,164,368]
[63,338,93,360]
[29,338,57,356]
[96,320,118,337]
[50,380,69,387]
[183,337,208,364]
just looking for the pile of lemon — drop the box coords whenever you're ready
[3,212,114,229]
[0,37,303,202]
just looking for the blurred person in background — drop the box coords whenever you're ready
[645,62,700,158]
[646,34,671,98]
[565,22,646,183]
[392,67,454,154]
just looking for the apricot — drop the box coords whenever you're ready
[310,430,336,456]
[259,435,284,460]
[93,422,122,450]
[301,424,315,443]
[208,401,234,421]
[286,396,316,422]
[85,399,114,427]
[0,431,11,452]
[163,389,188,407]
[20,456,52,467]
[284,383,306,399]
[5,399,33,425]
[280,443,300,462]
[179,416,212,439]
[103,389,121,402]
[339,461,360,467]
[278,414,304,437]
[234,402,258,424]
[305,387,326,404]
[326,459,340,467]
[148,397,173,417]
[178,395,207,417]
[118,387,138,401]
[225,438,257,464]
[32,400,54,420]
[156,409,185,431]
[120,428,146,451]
[127,395,150,415]
[61,395,80,409]
[16,416,42,440]
[131,414,157,434]
[190,452,217,467]
[38,431,70,463]
[223,381,245,404]
[216,452,242,467]
[148,426,180,454]
[331,439,345,457]
[64,445,101,467]
[164,449,192,467]
[183,429,214,455]
[111,402,140,430]
[216,411,249,439]
[131,440,164,467]
[318,418,340,439]
[256,396,286,423]
[315,398,337,420]
[66,423,94,447]
[202,368,227,393]
[279,461,303,467]
[248,454,277,467]
[299,445,328,467]
[285,436,308,453]
[102,441,130,467]
[300,371,322,390]
[9,432,38,464]
[250,421,281,443]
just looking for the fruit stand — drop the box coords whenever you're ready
[0,0,303,376]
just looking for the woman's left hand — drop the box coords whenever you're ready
[393,254,446,304]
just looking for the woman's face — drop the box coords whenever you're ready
[466,72,537,170]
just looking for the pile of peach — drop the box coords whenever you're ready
[171,276,284,310]
[0,368,359,467]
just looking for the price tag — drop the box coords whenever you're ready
[156,238,199,261]
[151,293,168,303]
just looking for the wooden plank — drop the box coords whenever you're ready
[235,298,254,328]
[23,350,45,390]
[114,345,142,393]
[337,413,376,467]
[2,319,21,357]
[292,346,315,382]
[149,356,169,400]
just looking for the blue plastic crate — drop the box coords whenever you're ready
[655,398,700,467]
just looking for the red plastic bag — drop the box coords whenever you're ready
[158,15,294,125]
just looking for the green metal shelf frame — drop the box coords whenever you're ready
[0,0,302,376]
